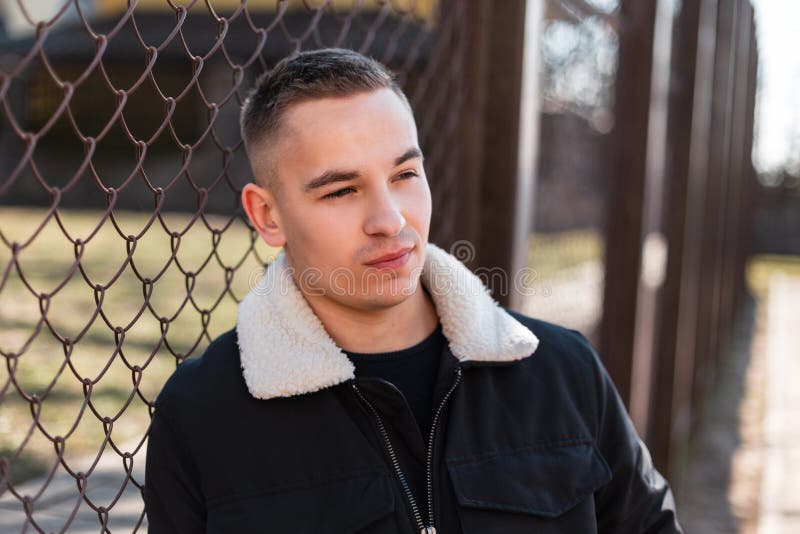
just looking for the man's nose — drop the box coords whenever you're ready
[363,188,406,237]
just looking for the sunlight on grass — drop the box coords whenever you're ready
[527,229,604,281]
[523,229,605,335]
[746,254,800,299]
[0,207,278,485]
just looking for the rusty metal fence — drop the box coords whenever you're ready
[520,0,760,495]
[0,0,765,530]
[0,1,467,531]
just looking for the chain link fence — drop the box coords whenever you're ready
[0,1,467,531]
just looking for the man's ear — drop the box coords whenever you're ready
[242,182,286,248]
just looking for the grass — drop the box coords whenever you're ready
[526,229,603,280]
[0,207,278,487]
[746,253,800,299]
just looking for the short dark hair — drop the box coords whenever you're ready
[240,48,411,189]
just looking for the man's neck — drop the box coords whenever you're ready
[301,283,440,355]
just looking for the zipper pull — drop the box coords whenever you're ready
[421,527,436,534]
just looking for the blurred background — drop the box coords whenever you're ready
[0,0,797,532]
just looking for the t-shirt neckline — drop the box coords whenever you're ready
[344,322,444,362]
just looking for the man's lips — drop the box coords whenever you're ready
[364,245,414,266]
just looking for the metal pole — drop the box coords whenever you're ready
[451,0,543,311]
[600,0,658,407]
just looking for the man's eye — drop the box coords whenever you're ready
[398,171,418,180]
[323,187,355,200]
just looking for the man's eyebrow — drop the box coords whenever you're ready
[304,170,361,192]
[395,147,424,166]
[303,147,424,192]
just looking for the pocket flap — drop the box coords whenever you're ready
[207,472,396,533]
[447,441,612,518]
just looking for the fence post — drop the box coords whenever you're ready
[645,0,704,480]
[723,0,755,323]
[448,0,543,309]
[735,10,758,295]
[600,0,658,409]
[693,0,738,400]
[666,0,722,497]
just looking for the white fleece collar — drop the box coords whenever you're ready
[236,242,539,400]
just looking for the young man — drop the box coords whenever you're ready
[144,48,683,533]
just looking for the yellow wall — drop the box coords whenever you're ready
[96,0,435,21]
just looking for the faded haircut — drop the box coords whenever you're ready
[240,48,411,191]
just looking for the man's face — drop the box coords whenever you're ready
[245,87,432,311]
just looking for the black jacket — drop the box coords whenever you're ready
[144,243,682,533]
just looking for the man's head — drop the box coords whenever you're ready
[240,48,412,192]
[240,48,432,311]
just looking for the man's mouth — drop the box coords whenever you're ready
[364,246,415,269]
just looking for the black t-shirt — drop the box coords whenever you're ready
[344,322,445,439]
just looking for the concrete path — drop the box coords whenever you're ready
[0,441,147,533]
[758,274,800,534]
[676,291,761,533]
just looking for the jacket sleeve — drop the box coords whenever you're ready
[144,392,207,533]
[577,334,683,534]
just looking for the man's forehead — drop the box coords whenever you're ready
[282,95,416,154]
[285,91,414,142]
[285,87,408,120]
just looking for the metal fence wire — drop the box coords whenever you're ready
[0,1,467,531]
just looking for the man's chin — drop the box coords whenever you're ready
[358,292,411,311]
[351,276,421,310]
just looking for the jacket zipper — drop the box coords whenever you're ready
[352,366,462,534]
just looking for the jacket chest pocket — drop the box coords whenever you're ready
[206,472,397,534]
[446,440,612,534]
